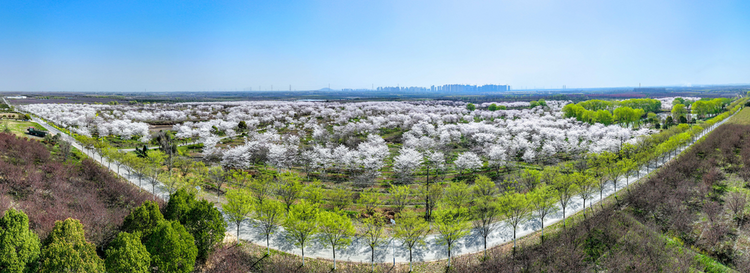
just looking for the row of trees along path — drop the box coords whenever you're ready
[25,109,737,267]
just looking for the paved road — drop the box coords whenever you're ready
[26,111,733,265]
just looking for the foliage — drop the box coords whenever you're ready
[317,210,355,269]
[144,220,198,273]
[441,181,471,210]
[0,209,40,273]
[359,213,388,269]
[393,210,429,271]
[275,172,304,212]
[122,200,164,238]
[283,200,319,265]
[254,199,285,255]
[38,218,105,273]
[433,207,470,266]
[164,188,196,222]
[388,184,412,212]
[357,188,379,215]
[224,188,254,238]
[182,199,227,262]
[104,232,151,273]
[498,191,530,248]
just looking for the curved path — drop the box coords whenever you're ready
[24,108,733,265]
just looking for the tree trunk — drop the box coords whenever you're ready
[484,236,487,258]
[302,247,305,266]
[563,207,566,229]
[333,247,337,270]
[371,247,375,272]
[267,235,270,256]
[583,199,586,218]
[409,249,413,272]
[236,222,241,239]
[448,244,452,267]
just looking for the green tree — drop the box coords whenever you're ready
[237,120,248,131]
[574,172,596,218]
[276,172,304,212]
[105,232,150,273]
[499,191,530,251]
[433,207,470,267]
[466,103,476,111]
[303,181,324,205]
[358,188,380,215]
[0,209,40,273]
[594,109,613,125]
[330,187,353,211]
[394,211,429,272]
[38,218,104,273]
[248,173,275,206]
[529,184,558,241]
[145,221,197,273]
[419,181,444,221]
[183,200,227,262]
[360,214,388,272]
[164,188,196,222]
[488,103,498,111]
[122,201,164,238]
[471,196,499,258]
[207,166,227,203]
[284,200,319,266]
[672,103,687,121]
[389,184,412,212]
[441,181,470,211]
[518,168,541,192]
[254,199,285,255]
[472,175,498,198]
[554,174,578,229]
[224,188,255,239]
[317,210,355,270]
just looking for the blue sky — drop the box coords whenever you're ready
[0,0,748,91]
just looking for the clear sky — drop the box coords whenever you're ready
[1,0,748,91]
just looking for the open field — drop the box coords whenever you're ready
[1,120,45,139]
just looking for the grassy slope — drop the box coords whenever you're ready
[726,106,750,125]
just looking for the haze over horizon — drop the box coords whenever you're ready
[1,1,748,92]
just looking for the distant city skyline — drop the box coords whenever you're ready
[0,1,748,92]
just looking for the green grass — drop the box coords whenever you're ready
[1,120,45,138]
[726,107,750,125]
